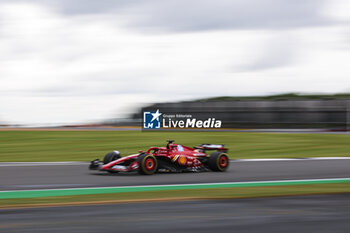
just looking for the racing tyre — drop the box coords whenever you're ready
[137,153,158,175]
[103,151,121,164]
[208,152,229,172]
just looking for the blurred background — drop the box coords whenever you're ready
[1,0,350,128]
[1,2,350,233]
[139,94,350,130]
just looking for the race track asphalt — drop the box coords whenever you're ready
[1,194,350,233]
[1,159,350,233]
[0,159,350,191]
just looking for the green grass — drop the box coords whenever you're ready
[1,183,350,208]
[0,131,350,162]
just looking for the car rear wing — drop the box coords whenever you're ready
[195,144,228,152]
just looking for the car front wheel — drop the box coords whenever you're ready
[137,153,158,175]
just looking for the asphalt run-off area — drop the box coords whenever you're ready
[1,195,350,233]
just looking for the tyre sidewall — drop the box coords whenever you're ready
[208,152,229,172]
[103,151,121,164]
[137,153,158,175]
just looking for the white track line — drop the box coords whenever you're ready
[306,157,350,160]
[233,158,302,162]
[233,157,350,162]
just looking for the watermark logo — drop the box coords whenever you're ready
[143,109,222,129]
[143,109,162,129]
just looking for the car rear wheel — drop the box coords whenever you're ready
[208,152,229,172]
[137,153,158,175]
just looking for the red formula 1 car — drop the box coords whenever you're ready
[89,140,229,175]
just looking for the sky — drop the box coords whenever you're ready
[1,0,350,125]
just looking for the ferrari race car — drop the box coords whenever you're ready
[89,140,229,175]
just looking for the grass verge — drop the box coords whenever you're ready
[0,131,350,161]
[1,183,350,208]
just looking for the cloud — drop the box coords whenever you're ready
[123,0,332,32]
[6,0,332,32]
[236,32,298,71]
[0,1,350,125]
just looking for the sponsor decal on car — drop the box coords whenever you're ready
[172,155,180,162]
[112,165,127,170]
[178,155,187,165]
